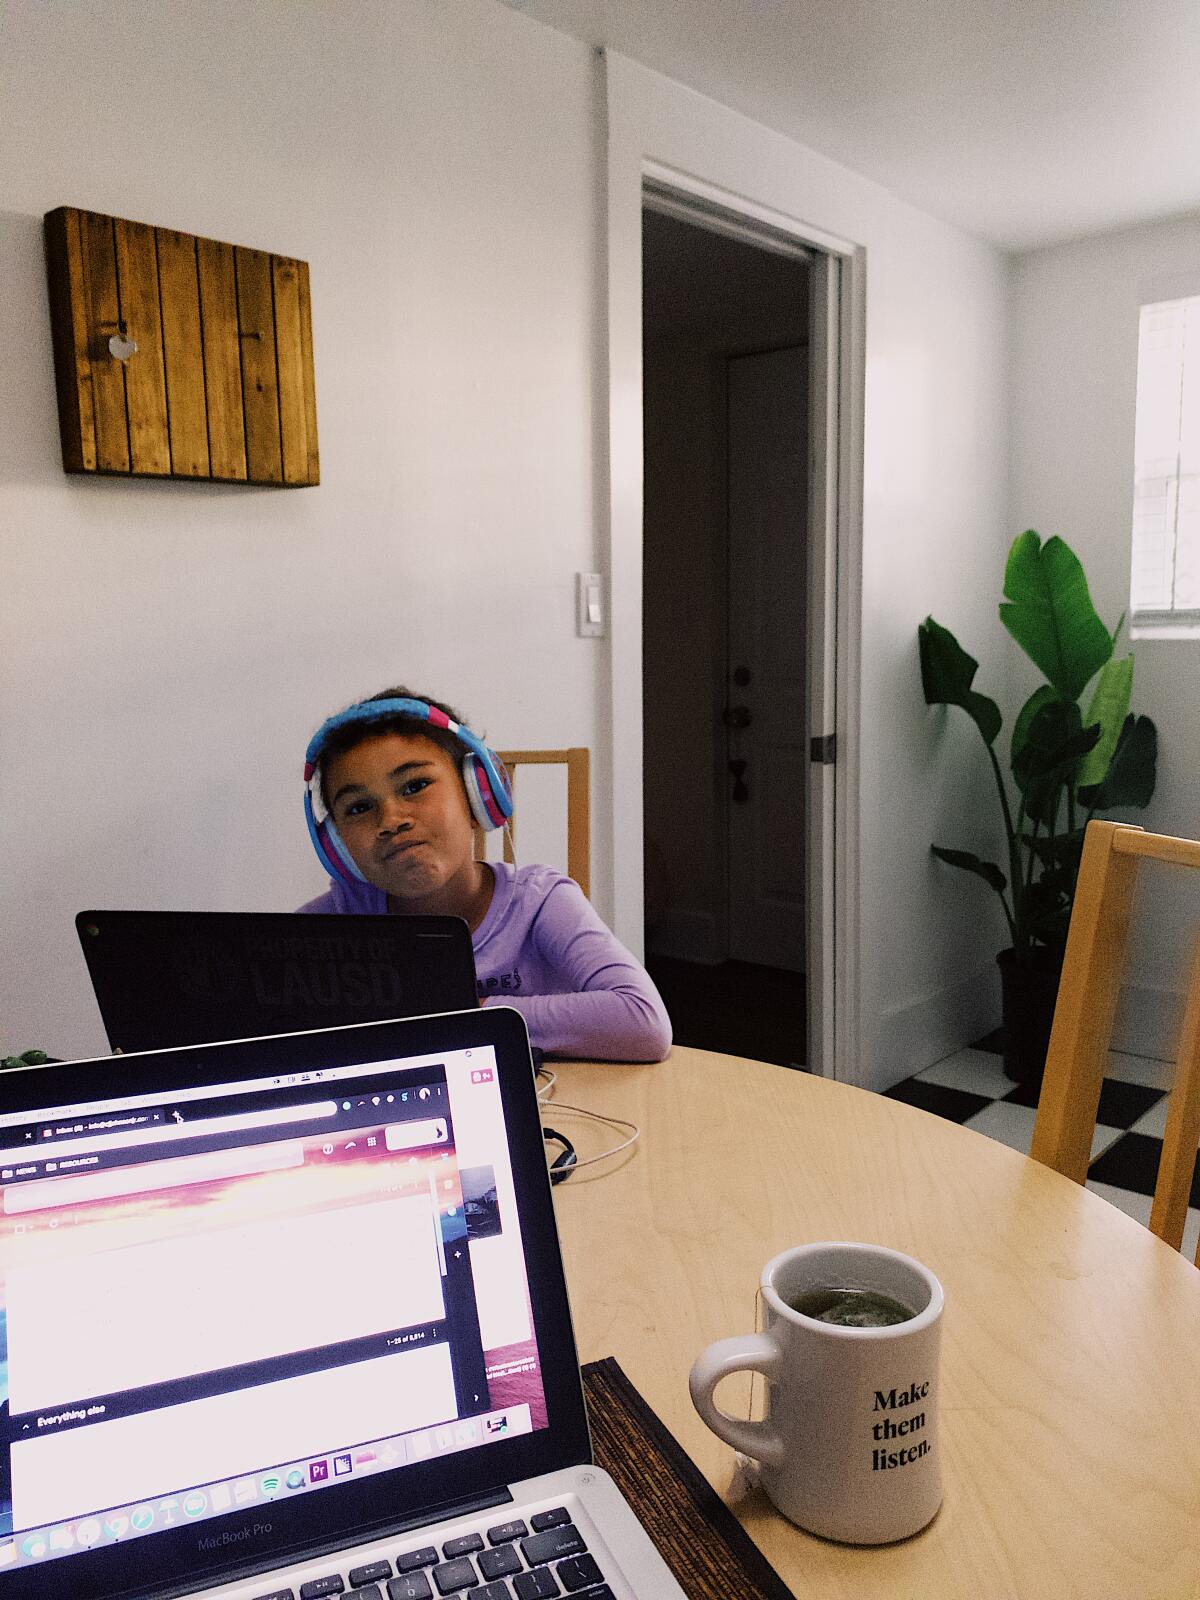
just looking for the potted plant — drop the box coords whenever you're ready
[918,530,1158,1084]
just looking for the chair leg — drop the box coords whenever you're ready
[1150,936,1200,1254]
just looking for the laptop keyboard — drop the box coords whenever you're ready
[251,1507,616,1600]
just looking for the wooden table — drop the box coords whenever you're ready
[547,1048,1200,1600]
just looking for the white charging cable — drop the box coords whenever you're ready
[536,1066,641,1173]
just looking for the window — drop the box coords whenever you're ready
[1131,294,1200,637]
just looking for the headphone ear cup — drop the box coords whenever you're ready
[315,817,368,884]
[463,752,508,830]
[491,753,513,813]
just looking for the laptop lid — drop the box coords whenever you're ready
[75,912,479,1054]
[0,1008,590,1600]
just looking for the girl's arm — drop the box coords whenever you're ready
[486,879,672,1062]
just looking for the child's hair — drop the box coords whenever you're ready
[316,686,471,809]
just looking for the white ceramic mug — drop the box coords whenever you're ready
[689,1241,944,1545]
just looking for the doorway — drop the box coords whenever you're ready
[641,204,817,1068]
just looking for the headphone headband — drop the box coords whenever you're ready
[303,695,512,884]
[304,697,466,775]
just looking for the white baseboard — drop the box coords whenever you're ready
[1113,981,1184,1062]
[866,967,998,1093]
[868,973,1184,1093]
[647,909,722,965]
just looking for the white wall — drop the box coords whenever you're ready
[1,1,1012,1091]
[1011,214,1200,1056]
[0,0,604,1060]
[606,58,1011,1088]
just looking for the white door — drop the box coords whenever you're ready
[726,345,808,971]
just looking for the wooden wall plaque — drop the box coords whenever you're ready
[44,207,319,486]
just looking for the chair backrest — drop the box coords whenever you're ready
[474,747,591,900]
[1030,819,1200,1261]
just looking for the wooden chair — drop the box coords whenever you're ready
[1030,820,1200,1261]
[474,747,590,900]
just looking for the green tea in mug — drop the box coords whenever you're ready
[784,1286,916,1327]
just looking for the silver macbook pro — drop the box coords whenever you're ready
[0,1008,686,1600]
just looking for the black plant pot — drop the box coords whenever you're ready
[996,947,1063,1087]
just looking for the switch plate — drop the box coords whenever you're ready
[576,571,605,638]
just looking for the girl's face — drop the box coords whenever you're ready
[323,731,481,909]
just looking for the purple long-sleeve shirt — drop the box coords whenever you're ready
[297,861,671,1062]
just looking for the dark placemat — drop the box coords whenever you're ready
[582,1356,795,1600]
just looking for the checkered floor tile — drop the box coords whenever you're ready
[885,1034,1200,1261]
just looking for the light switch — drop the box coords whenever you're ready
[576,571,605,637]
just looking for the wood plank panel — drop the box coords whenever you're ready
[235,246,282,484]
[113,218,170,475]
[79,211,130,473]
[196,238,247,481]
[156,228,209,478]
[43,208,314,488]
[43,207,96,471]
[296,259,320,484]
[272,255,309,485]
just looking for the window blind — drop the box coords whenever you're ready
[1131,295,1200,625]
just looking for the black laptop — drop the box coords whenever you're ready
[75,911,478,1054]
[0,1008,686,1599]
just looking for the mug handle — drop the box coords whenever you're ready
[688,1333,786,1468]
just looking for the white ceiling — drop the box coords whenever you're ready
[506,0,1200,252]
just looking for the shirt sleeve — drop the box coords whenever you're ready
[485,878,672,1062]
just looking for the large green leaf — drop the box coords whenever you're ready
[1021,868,1074,951]
[999,531,1114,702]
[930,845,1007,894]
[1021,828,1085,876]
[1012,699,1101,825]
[918,617,1002,746]
[1010,685,1058,771]
[1016,833,1086,952]
[1078,715,1158,810]
[1075,654,1133,790]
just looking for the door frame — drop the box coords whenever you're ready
[603,75,864,1082]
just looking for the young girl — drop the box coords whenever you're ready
[298,687,672,1062]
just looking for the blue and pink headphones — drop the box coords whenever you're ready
[303,697,513,885]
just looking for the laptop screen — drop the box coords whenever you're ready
[0,1011,587,1599]
[75,911,480,1054]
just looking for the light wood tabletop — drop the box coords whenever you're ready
[546,1047,1200,1600]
